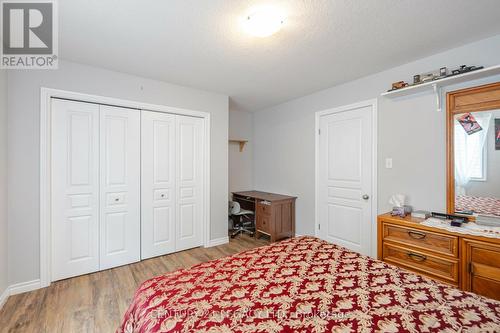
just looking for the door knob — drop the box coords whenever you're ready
[362,194,370,200]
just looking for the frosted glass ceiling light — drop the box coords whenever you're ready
[243,7,285,37]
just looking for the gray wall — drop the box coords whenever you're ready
[253,34,500,237]
[229,109,253,196]
[7,60,228,285]
[0,70,8,297]
[468,109,500,198]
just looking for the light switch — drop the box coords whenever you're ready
[385,158,393,169]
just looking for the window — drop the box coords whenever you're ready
[470,144,487,181]
[455,126,487,181]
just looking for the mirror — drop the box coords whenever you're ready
[454,110,500,216]
[447,82,500,217]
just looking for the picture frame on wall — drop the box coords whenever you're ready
[457,113,482,135]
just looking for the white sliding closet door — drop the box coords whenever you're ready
[51,99,205,279]
[141,111,176,259]
[99,105,141,269]
[176,115,204,252]
[141,111,204,258]
[51,99,100,281]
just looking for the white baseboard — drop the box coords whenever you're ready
[0,287,9,309]
[0,279,43,310]
[9,279,41,296]
[206,236,229,247]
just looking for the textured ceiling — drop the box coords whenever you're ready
[59,0,500,112]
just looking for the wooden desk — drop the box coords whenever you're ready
[232,191,297,242]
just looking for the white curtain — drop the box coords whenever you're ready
[454,112,492,196]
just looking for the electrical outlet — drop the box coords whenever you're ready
[385,158,393,169]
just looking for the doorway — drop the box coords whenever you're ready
[315,100,377,256]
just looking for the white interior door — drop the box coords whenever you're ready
[99,105,141,269]
[318,103,373,255]
[141,111,176,259]
[51,99,100,281]
[176,115,204,251]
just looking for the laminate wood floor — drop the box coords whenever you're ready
[0,235,268,333]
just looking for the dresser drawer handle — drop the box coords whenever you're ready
[407,252,427,262]
[407,231,426,239]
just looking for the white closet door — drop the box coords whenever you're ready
[99,105,141,269]
[141,111,176,259]
[51,99,100,281]
[176,115,204,251]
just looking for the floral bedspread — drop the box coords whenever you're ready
[118,236,500,332]
[456,195,500,217]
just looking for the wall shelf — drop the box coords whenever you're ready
[381,64,500,111]
[229,139,248,152]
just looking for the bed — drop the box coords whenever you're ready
[118,237,500,332]
[456,195,500,216]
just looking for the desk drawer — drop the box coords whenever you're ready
[256,201,272,216]
[256,214,271,234]
[383,242,459,285]
[383,223,458,257]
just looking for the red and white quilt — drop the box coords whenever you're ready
[456,195,500,217]
[118,237,500,332]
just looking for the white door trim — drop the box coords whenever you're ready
[40,87,211,288]
[314,99,378,257]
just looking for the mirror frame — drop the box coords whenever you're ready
[446,81,500,215]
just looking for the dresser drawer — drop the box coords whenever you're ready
[383,242,459,285]
[383,223,458,257]
[256,201,272,216]
[256,214,271,234]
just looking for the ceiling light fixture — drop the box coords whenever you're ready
[242,6,285,37]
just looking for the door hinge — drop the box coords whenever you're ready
[468,262,474,275]
[318,224,321,230]
[318,129,321,135]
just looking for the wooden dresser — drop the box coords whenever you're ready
[232,191,296,242]
[378,213,500,300]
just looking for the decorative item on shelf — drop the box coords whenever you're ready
[381,64,499,114]
[420,72,437,83]
[411,210,431,219]
[386,64,486,94]
[390,81,409,91]
[451,65,483,76]
[439,67,448,78]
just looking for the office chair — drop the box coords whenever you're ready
[228,201,255,238]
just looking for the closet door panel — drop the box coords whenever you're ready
[51,99,100,281]
[99,105,141,269]
[176,115,204,251]
[141,111,176,259]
